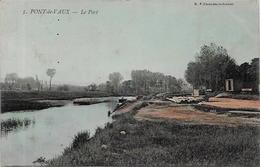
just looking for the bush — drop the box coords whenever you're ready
[71,131,90,148]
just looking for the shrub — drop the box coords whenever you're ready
[71,131,90,148]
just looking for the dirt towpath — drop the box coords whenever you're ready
[199,97,260,111]
[135,104,260,126]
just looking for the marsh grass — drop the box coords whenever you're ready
[1,118,35,134]
[48,108,260,167]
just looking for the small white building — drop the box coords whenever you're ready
[225,79,234,92]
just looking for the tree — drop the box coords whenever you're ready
[35,75,42,91]
[20,77,37,90]
[57,85,69,91]
[239,62,251,83]
[131,70,181,94]
[108,72,123,94]
[4,73,41,91]
[87,83,97,91]
[5,73,19,90]
[185,43,237,91]
[120,80,134,95]
[165,75,180,93]
[185,62,201,88]
[46,68,56,90]
[26,83,32,90]
[97,83,106,92]
[105,81,113,94]
[238,58,259,92]
[249,58,259,92]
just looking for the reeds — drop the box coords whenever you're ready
[1,118,35,134]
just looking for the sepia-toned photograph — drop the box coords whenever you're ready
[0,0,260,166]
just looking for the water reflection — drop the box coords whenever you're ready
[1,118,35,136]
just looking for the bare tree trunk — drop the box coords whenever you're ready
[49,77,52,91]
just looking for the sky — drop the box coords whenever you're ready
[0,0,259,85]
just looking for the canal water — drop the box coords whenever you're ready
[0,100,119,166]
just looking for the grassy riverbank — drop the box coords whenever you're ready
[1,91,110,113]
[48,104,260,167]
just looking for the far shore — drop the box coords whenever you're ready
[0,91,114,113]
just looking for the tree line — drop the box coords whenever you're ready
[1,68,56,91]
[185,43,259,92]
[88,70,190,95]
[2,73,43,91]
[1,68,189,95]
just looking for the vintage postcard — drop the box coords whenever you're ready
[0,0,259,166]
